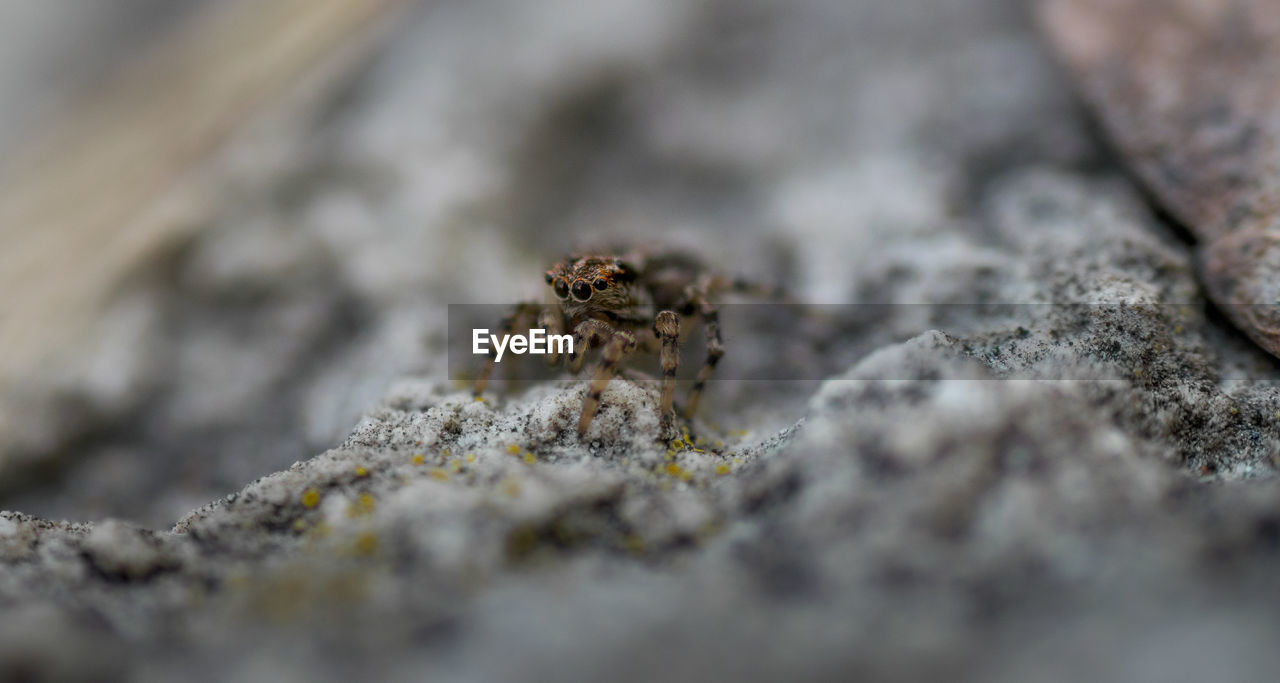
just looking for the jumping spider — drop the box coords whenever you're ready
[474,246,779,438]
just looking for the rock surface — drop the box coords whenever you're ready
[5,0,1280,680]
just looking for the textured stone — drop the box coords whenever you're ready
[4,0,1280,681]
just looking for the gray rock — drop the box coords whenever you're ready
[4,0,1280,681]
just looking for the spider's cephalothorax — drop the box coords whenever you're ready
[475,247,769,439]
[544,254,642,320]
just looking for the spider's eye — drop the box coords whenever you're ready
[593,277,608,291]
[571,280,592,301]
[552,278,569,299]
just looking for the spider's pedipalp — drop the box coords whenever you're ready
[538,307,566,366]
[568,318,613,375]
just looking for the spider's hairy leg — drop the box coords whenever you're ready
[578,328,637,436]
[685,297,723,419]
[538,306,566,366]
[729,275,792,302]
[653,310,680,428]
[474,301,539,397]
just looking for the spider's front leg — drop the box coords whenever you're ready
[576,323,637,436]
[474,301,540,397]
[653,310,680,429]
[684,292,723,419]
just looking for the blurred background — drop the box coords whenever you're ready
[18,5,1280,681]
[0,0,1084,526]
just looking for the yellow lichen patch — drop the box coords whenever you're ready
[306,520,331,540]
[301,488,321,508]
[347,493,376,518]
[465,453,476,463]
[411,454,425,465]
[659,462,694,481]
[730,429,749,438]
[257,575,309,623]
[522,453,536,465]
[322,572,368,605]
[669,439,684,450]
[292,518,308,532]
[621,533,646,555]
[505,524,540,561]
[225,572,251,592]
[187,584,207,608]
[506,444,521,455]
[427,468,449,481]
[501,477,521,498]
[696,519,724,542]
[714,440,725,449]
[354,466,369,478]
[441,448,451,457]
[449,460,462,473]
[715,464,731,475]
[352,532,379,556]
[1230,406,1239,415]
[473,395,488,403]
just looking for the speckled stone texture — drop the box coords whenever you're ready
[5,0,1280,681]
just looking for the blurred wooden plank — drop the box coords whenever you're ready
[0,0,410,391]
[1040,0,1280,244]
[1041,0,1280,357]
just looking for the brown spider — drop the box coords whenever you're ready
[474,246,777,438]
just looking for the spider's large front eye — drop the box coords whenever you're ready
[571,280,592,301]
[553,278,569,299]
[593,277,608,291]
